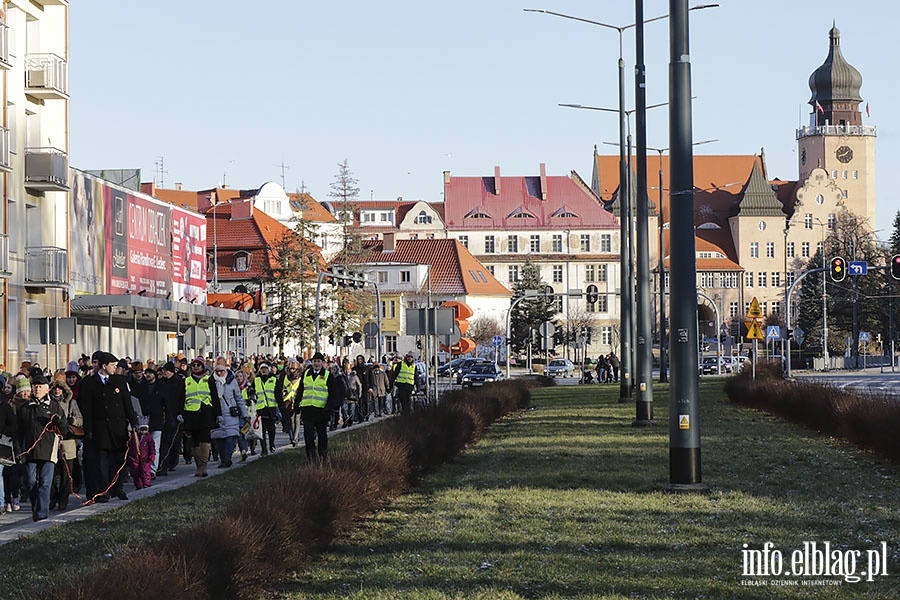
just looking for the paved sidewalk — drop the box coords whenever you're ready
[0,416,385,546]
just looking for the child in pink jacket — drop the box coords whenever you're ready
[128,419,157,489]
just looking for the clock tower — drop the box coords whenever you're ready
[797,25,876,227]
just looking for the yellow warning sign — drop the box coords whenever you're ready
[679,415,690,430]
[745,319,764,340]
[747,297,763,319]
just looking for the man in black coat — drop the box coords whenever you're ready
[156,362,184,475]
[353,355,373,421]
[79,352,138,502]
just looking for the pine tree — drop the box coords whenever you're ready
[509,259,556,353]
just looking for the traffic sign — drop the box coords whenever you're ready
[848,261,868,276]
[747,297,763,319]
[793,327,805,345]
[491,335,503,347]
[859,331,870,342]
[766,325,781,340]
[585,284,599,304]
[745,320,764,340]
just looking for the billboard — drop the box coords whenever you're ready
[69,169,207,300]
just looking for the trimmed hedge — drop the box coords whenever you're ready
[41,380,531,600]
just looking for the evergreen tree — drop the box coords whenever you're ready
[262,227,305,355]
[509,259,556,353]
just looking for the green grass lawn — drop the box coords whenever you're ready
[3,382,899,599]
[275,381,900,599]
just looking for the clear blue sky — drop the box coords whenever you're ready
[69,1,899,234]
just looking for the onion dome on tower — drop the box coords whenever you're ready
[808,24,863,126]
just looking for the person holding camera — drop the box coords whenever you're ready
[209,359,247,469]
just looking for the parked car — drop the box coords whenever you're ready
[438,357,490,382]
[455,358,490,383]
[460,362,503,388]
[700,356,732,375]
[543,358,576,378]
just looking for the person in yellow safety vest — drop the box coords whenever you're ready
[274,358,303,447]
[294,351,340,462]
[253,362,280,456]
[390,352,417,415]
[175,357,220,477]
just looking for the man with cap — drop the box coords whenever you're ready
[294,351,340,462]
[16,373,67,521]
[253,361,281,456]
[78,352,139,502]
[391,352,418,415]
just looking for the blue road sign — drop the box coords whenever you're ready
[491,335,503,347]
[859,331,870,342]
[766,325,781,340]
[848,261,868,275]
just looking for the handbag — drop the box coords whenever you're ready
[0,433,15,466]
[229,405,241,417]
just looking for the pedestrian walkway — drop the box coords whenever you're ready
[0,416,385,546]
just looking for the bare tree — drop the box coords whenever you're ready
[466,315,504,355]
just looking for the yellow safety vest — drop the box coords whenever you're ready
[300,370,330,408]
[184,375,212,412]
[254,377,278,410]
[395,362,416,386]
[284,377,301,405]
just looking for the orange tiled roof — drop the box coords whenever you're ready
[333,239,510,296]
[660,229,742,271]
[288,192,336,222]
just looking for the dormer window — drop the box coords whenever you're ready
[414,210,433,224]
[550,206,579,219]
[465,208,491,219]
[233,251,252,272]
[508,207,536,219]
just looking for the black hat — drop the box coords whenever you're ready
[116,358,129,369]
[311,352,326,361]
[31,374,50,386]
[91,350,103,361]
[96,352,118,366]
[162,361,178,374]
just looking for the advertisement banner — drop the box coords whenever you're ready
[171,206,207,304]
[69,170,108,294]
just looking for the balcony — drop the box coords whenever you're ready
[0,233,10,277]
[0,126,10,172]
[0,23,9,70]
[32,0,67,5]
[796,124,877,140]
[25,53,68,99]
[25,147,69,191]
[25,246,68,288]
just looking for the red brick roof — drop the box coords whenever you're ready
[443,170,617,230]
[335,239,510,296]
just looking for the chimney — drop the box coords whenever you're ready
[494,166,501,196]
[383,232,396,253]
[231,198,253,220]
[443,170,451,184]
[197,193,213,213]
[539,163,548,200]
[175,182,183,190]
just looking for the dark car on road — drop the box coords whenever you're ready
[437,357,489,383]
[460,362,503,388]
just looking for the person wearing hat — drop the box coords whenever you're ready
[137,365,165,478]
[78,352,139,502]
[175,358,220,477]
[156,361,184,476]
[16,373,67,521]
[295,351,341,462]
[274,358,303,447]
[253,361,280,456]
[390,352,418,416]
[48,376,81,511]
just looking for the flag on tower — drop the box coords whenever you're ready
[866,102,870,118]
[815,101,824,114]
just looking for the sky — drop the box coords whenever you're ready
[69,1,900,235]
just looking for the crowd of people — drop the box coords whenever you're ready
[0,349,425,522]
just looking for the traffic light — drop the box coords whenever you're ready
[552,329,562,346]
[891,255,900,280]
[830,256,846,282]
[786,328,794,340]
[586,326,593,345]
[352,332,363,343]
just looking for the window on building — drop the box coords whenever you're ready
[598,264,608,282]
[771,272,780,287]
[842,190,848,199]
[816,241,823,255]
[761,302,768,317]
[804,213,813,229]
[414,210,432,224]
[458,235,468,248]
[700,272,716,288]
[385,335,398,354]
[552,234,563,252]
[380,301,396,319]
[378,271,388,283]
[585,265,595,282]
[787,242,795,258]
[729,302,739,318]
[484,236,495,253]
[381,212,393,222]
[363,212,375,223]
[827,213,836,230]
[852,170,859,179]
[552,265,563,283]
[787,271,796,286]
[771,301,781,315]
[600,234,612,252]
[530,234,540,253]
[766,242,775,258]
[801,242,810,258]
[596,295,608,313]
[758,272,767,287]
[580,234,590,252]
[745,271,754,287]
[601,326,612,346]
[486,265,494,275]
[232,251,251,272]
[750,242,759,258]
[553,296,563,313]
[400,271,411,283]
[508,265,519,283]
[722,272,739,288]
[832,170,838,179]
[507,235,518,253]
[842,170,848,179]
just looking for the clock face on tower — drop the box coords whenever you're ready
[836,145,853,163]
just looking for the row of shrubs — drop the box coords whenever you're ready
[724,361,900,463]
[42,381,532,600]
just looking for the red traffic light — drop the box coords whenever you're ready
[891,254,900,281]
[830,256,846,282]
